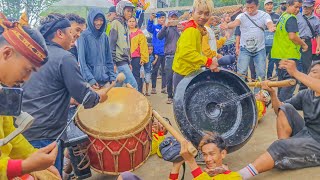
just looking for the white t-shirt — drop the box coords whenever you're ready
[236,10,272,52]
[205,26,217,52]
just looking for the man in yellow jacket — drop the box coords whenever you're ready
[0,14,59,179]
[172,0,219,90]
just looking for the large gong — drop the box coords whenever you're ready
[174,68,257,153]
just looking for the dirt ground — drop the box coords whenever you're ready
[90,83,320,180]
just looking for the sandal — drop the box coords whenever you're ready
[166,98,173,104]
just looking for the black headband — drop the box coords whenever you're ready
[39,18,71,39]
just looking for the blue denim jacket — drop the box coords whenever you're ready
[144,55,154,73]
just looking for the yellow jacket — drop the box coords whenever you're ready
[172,20,208,76]
[192,168,242,180]
[129,29,149,64]
[0,116,36,180]
[151,132,165,158]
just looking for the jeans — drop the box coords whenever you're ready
[152,55,166,89]
[117,63,138,90]
[238,47,266,94]
[165,55,174,99]
[30,139,64,175]
[266,46,279,78]
[278,68,296,101]
[173,72,185,94]
[131,57,143,93]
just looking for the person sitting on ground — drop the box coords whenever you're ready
[238,60,320,179]
[169,132,242,180]
[172,0,219,90]
[0,13,59,179]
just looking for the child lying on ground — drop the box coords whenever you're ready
[256,90,271,121]
[169,132,242,180]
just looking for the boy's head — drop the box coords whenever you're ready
[245,0,259,16]
[256,90,271,107]
[148,43,153,55]
[264,0,274,12]
[107,6,117,22]
[0,17,47,87]
[168,11,179,21]
[223,13,231,23]
[286,0,303,15]
[65,13,86,45]
[116,0,135,20]
[156,11,166,25]
[308,61,320,79]
[198,132,227,169]
[94,14,104,30]
[192,0,214,26]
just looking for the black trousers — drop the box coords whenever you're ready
[165,55,174,98]
[299,39,312,91]
[151,55,166,89]
[131,57,143,93]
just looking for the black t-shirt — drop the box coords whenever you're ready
[270,12,280,24]
[285,89,320,142]
[286,16,299,33]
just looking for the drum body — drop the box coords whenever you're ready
[174,69,257,153]
[76,88,152,175]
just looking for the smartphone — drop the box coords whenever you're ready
[0,87,23,116]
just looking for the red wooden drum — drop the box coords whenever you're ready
[75,87,152,175]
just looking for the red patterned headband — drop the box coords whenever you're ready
[0,13,47,67]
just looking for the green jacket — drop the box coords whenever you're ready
[109,17,131,65]
[271,12,301,60]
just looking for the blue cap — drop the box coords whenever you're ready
[168,11,179,18]
[303,0,315,7]
[108,6,116,13]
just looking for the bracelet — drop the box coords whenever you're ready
[205,58,213,68]
[169,173,179,179]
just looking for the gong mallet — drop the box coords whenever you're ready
[247,79,297,88]
[152,110,198,157]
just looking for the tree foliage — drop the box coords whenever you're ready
[0,0,58,25]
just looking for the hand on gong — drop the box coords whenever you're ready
[209,58,220,72]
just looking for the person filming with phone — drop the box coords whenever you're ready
[0,14,61,179]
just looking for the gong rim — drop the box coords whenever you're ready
[173,68,258,153]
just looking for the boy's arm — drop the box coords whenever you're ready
[147,18,155,34]
[105,36,116,81]
[157,26,167,40]
[286,17,308,50]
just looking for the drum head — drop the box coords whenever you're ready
[174,69,257,153]
[76,87,152,139]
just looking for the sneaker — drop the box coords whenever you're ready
[161,88,167,94]
[151,88,157,94]
[166,98,173,104]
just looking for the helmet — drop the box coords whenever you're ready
[116,0,135,16]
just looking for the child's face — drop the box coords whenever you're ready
[158,16,166,25]
[202,143,226,169]
[224,14,231,23]
[255,93,265,102]
[169,15,178,21]
[148,46,153,54]
[192,5,210,26]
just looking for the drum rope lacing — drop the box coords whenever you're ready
[78,122,152,174]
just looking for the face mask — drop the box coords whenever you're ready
[281,6,287,11]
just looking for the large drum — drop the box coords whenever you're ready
[174,69,257,153]
[75,87,152,175]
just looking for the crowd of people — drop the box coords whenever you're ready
[1,0,320,179]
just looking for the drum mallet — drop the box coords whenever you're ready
[152,110,198,157]
[247,79,297,88]
[103,72,126,92]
